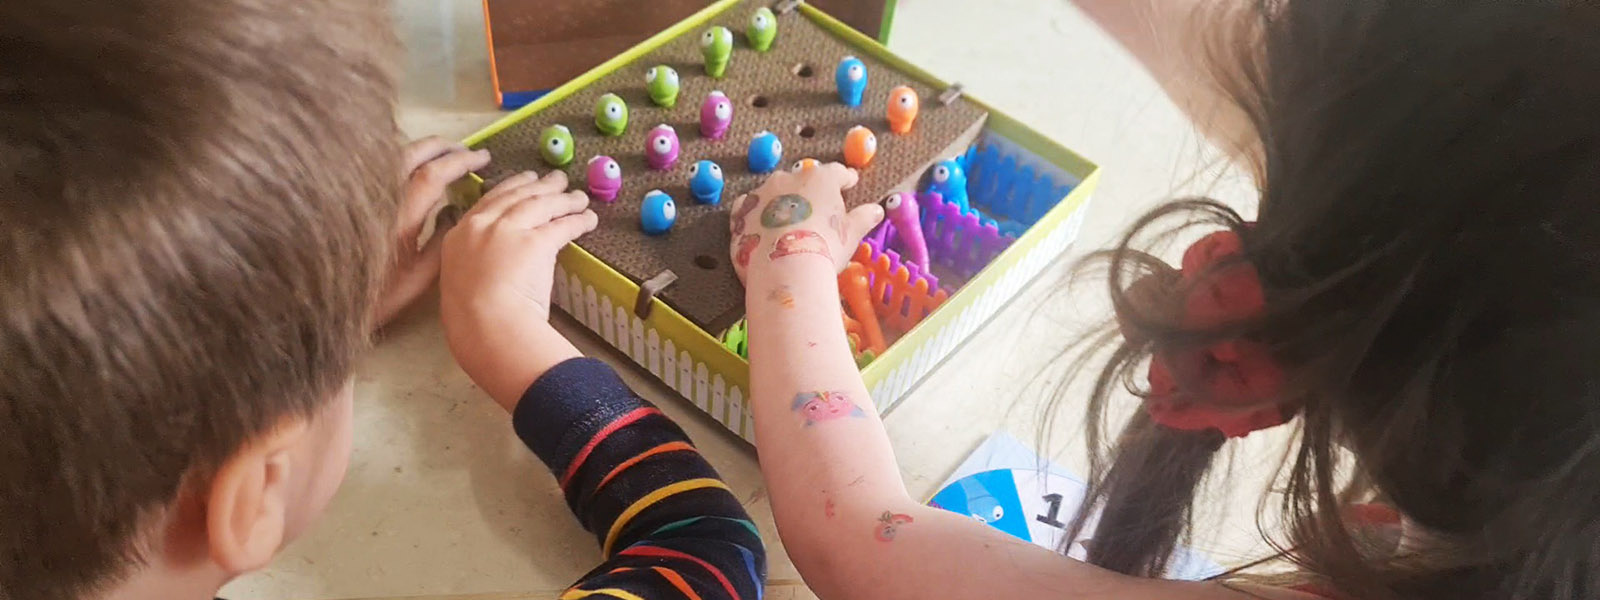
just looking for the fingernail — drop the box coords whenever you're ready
[476,149,491,157]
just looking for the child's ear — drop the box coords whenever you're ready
[204,419,311,574]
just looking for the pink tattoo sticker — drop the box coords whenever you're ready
[791,391,865,425]
[731,193,759,237]
[735,234,761,269]
[874,511,914,542]
[769,230,831,261]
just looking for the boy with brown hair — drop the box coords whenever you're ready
[0,2,762,599]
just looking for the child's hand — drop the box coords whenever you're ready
[727,161,884,282]
[373,137,491,327]
[438,169,598,411]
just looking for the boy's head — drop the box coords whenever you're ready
[0,1,400,598]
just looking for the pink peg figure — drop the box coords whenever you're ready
[585,155,622,203]
[646,124,680,171]
[700,91,734,139]
[883,191,929,267]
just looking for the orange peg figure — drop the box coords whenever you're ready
[839,262,887,355]
[887,86,919,134]
[843,126,877,169]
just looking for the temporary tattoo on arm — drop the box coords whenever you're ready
[761,194,813,228]
[767,285,796,309]
[731,193,760,237]
[790,391,865,425]
[874,511,914,542]
[735,233,761,268]
[769,230,831,261]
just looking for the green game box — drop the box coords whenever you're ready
[461,0,1100,441]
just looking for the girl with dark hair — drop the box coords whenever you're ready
[731,1,1600,599]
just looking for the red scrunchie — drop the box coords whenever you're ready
[1139,230,1291,438]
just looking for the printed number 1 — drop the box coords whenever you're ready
[1036,493,1066,528]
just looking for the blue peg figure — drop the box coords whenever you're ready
[640,190,677,235]
[748,130,783,174]
[689,160,725,205]
[835,56,867,107]
[925,159,970,214]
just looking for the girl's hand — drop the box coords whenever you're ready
[438,169,598,411]
[727,162,884,283]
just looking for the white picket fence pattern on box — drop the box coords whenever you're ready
[551,194,1092,442]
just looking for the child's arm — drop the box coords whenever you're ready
[735,165,1279,600]
[439,169,763,599]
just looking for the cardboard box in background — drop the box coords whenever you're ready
[483,0,895,109]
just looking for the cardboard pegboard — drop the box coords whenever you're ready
[475,0,988,331]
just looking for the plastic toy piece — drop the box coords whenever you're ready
[640,190,677,235]
[722,319,749,359]
[538,124,574,167]
[919,191,1017,278]
[645,65,680,107]
[700,26,734,78]
[883,191,929,267]
[646,124,680,171]
[839,262,888,355]
[843,126,877,169]
[700,91,734,140]
[887,86,920,134]
[688,160,725,205]
[835,56,867,107]
[748,130,783,174]
[790,158,820,173]
[925,159,970,213]
[593,93,628,137]
[586,155,622,203]
[747,7,778,52]
[850,242,949,334]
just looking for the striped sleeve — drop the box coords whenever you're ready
[514,358,765,600]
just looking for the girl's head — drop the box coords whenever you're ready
[1071,2,1600,598]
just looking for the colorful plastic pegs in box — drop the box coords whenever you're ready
[646,125,681,170]
[586,155,622,203]
[639,190,677,235]
[835,56,867,107]
[748,130,783,173]
[688,160,725,205]
[700,91,734,139]
[646,65,680,107]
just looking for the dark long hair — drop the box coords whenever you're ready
[1065,2,1600,598]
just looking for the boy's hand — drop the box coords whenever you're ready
[439,169,599,411]
[373,137,492,327]
[728,162,884,282]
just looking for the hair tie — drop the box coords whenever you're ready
[1127,229,1293,438]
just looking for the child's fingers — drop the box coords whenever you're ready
[403,136,469,175]
[478,170,542,203]
[412,148,491,196]
[534,210,601,247]
[821,161,860,190]
[501,189,590,229]
[471,170,568,220]
[844,203,886,246]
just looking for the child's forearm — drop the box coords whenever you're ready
[745,259,913,541]
[514,358,766,599]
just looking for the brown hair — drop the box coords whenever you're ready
[1065,1,1600,599]
[0,2,400,598]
